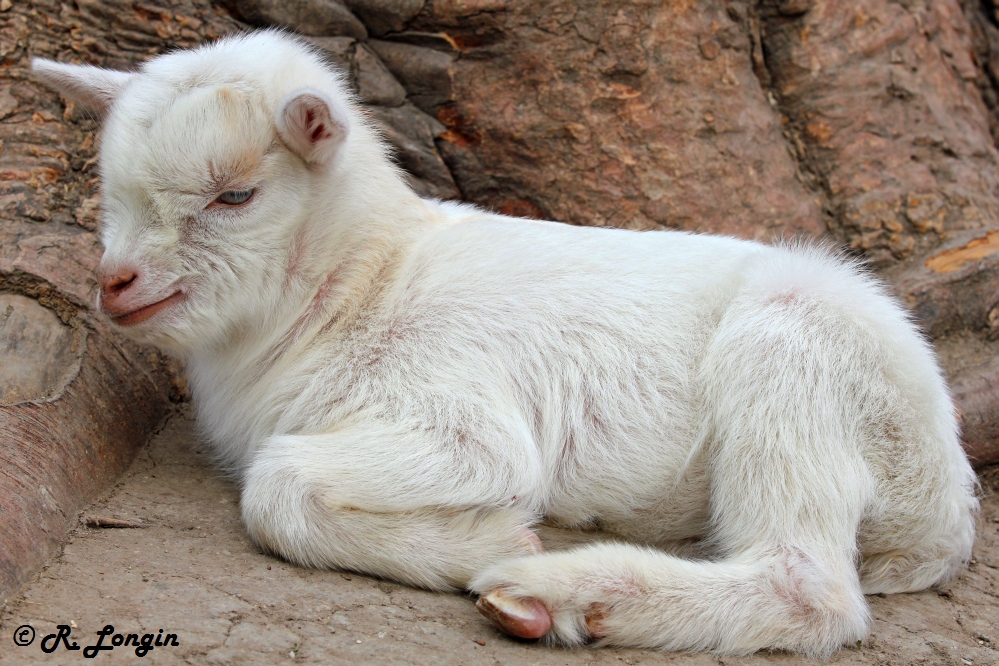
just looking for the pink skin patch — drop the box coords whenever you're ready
[304,108,331,144]
[476,589,552,640]
[519,528,544,555]
[259,268,343,372]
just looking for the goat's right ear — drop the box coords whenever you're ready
[275,88,350,168]
[31,59,136,115]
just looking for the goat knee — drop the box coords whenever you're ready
[241,460,318,565]
[762,549,869,657]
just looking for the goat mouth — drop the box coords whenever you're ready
[110,291,186,327]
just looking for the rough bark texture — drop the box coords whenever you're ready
[422,1,827,238]
[2,0,999,603]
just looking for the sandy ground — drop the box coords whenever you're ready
[1,408,997,665]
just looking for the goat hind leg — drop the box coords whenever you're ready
[472,298,877,656]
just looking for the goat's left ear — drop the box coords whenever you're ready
[31,59,136,115]
[275,88,350,168]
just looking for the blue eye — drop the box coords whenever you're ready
[215,189,255,205]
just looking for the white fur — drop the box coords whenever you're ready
[33,31,979,658]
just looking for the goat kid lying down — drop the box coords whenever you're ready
[33,31,978,658]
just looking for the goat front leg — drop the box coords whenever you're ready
[240,421,543,590]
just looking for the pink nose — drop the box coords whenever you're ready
[98,269,138,297]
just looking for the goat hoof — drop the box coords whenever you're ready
[476,588,551,640]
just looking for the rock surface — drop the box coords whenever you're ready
[234,0,368,39]
[417,0,827,237]
[344,0,425,37]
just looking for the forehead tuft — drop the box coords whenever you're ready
[103,30,349,139]
[97,30,353,187]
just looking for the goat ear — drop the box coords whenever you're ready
[31,59,135,114]
[276,88,350,167]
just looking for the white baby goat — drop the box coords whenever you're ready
[34,31,978,657]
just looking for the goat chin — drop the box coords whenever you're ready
[32,30,979,657]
